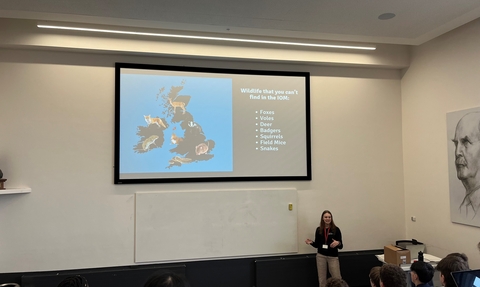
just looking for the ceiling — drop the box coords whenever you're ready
[1,0,480,46]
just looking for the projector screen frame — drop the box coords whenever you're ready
[114,62,311,184]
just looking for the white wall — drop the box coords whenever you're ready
[0,20,405,272]
[402,17,480,269]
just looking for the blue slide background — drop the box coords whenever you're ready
[119,74,233,173]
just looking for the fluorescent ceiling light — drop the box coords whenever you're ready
[37,24,376,51]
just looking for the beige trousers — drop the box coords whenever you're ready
[316,253,342,287]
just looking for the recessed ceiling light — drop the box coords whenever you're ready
[37,23,376,50]
[378,13,396,20]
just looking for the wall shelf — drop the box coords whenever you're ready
[0,188,31,195]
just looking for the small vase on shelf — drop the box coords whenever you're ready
[0,169,6,190]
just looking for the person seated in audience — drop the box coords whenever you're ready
[57,275,89,287]
[435,253,469,287]
[369,266,382,287]
[410,261,435,287]
[144,271,190,287]
[326,277,349,287]
[380,263,406,287]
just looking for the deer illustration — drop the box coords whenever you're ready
[168,97,186,114]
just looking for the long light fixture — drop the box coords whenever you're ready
[37,24,376,51]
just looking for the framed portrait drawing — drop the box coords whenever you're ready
[447,106,480,227]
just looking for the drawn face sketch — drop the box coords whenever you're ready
[453,112,480,191]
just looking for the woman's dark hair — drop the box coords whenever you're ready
[57,275,89,287]
[410,261,435,284]
[144,271,190,287]
[319,210,337,232]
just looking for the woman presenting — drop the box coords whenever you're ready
[305,210,343,287]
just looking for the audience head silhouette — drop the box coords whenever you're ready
[369,266,381,287]
[435,253,469,287]
[144,271,190,287]
[410,261,435,286]
[326,277,349,287]
[380,263,406,287]
[57,275,89,287]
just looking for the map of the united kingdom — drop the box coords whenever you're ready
[133,80,216,169]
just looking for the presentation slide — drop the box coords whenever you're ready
[114,63,311,183]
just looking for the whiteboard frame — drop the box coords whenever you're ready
[135,189,298,263]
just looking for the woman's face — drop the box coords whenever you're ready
[323,213,332,225]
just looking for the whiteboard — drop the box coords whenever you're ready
[135,189,298,263]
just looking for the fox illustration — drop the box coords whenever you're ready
[144,115,167,129]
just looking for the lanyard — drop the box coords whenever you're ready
[324,227,330,243]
